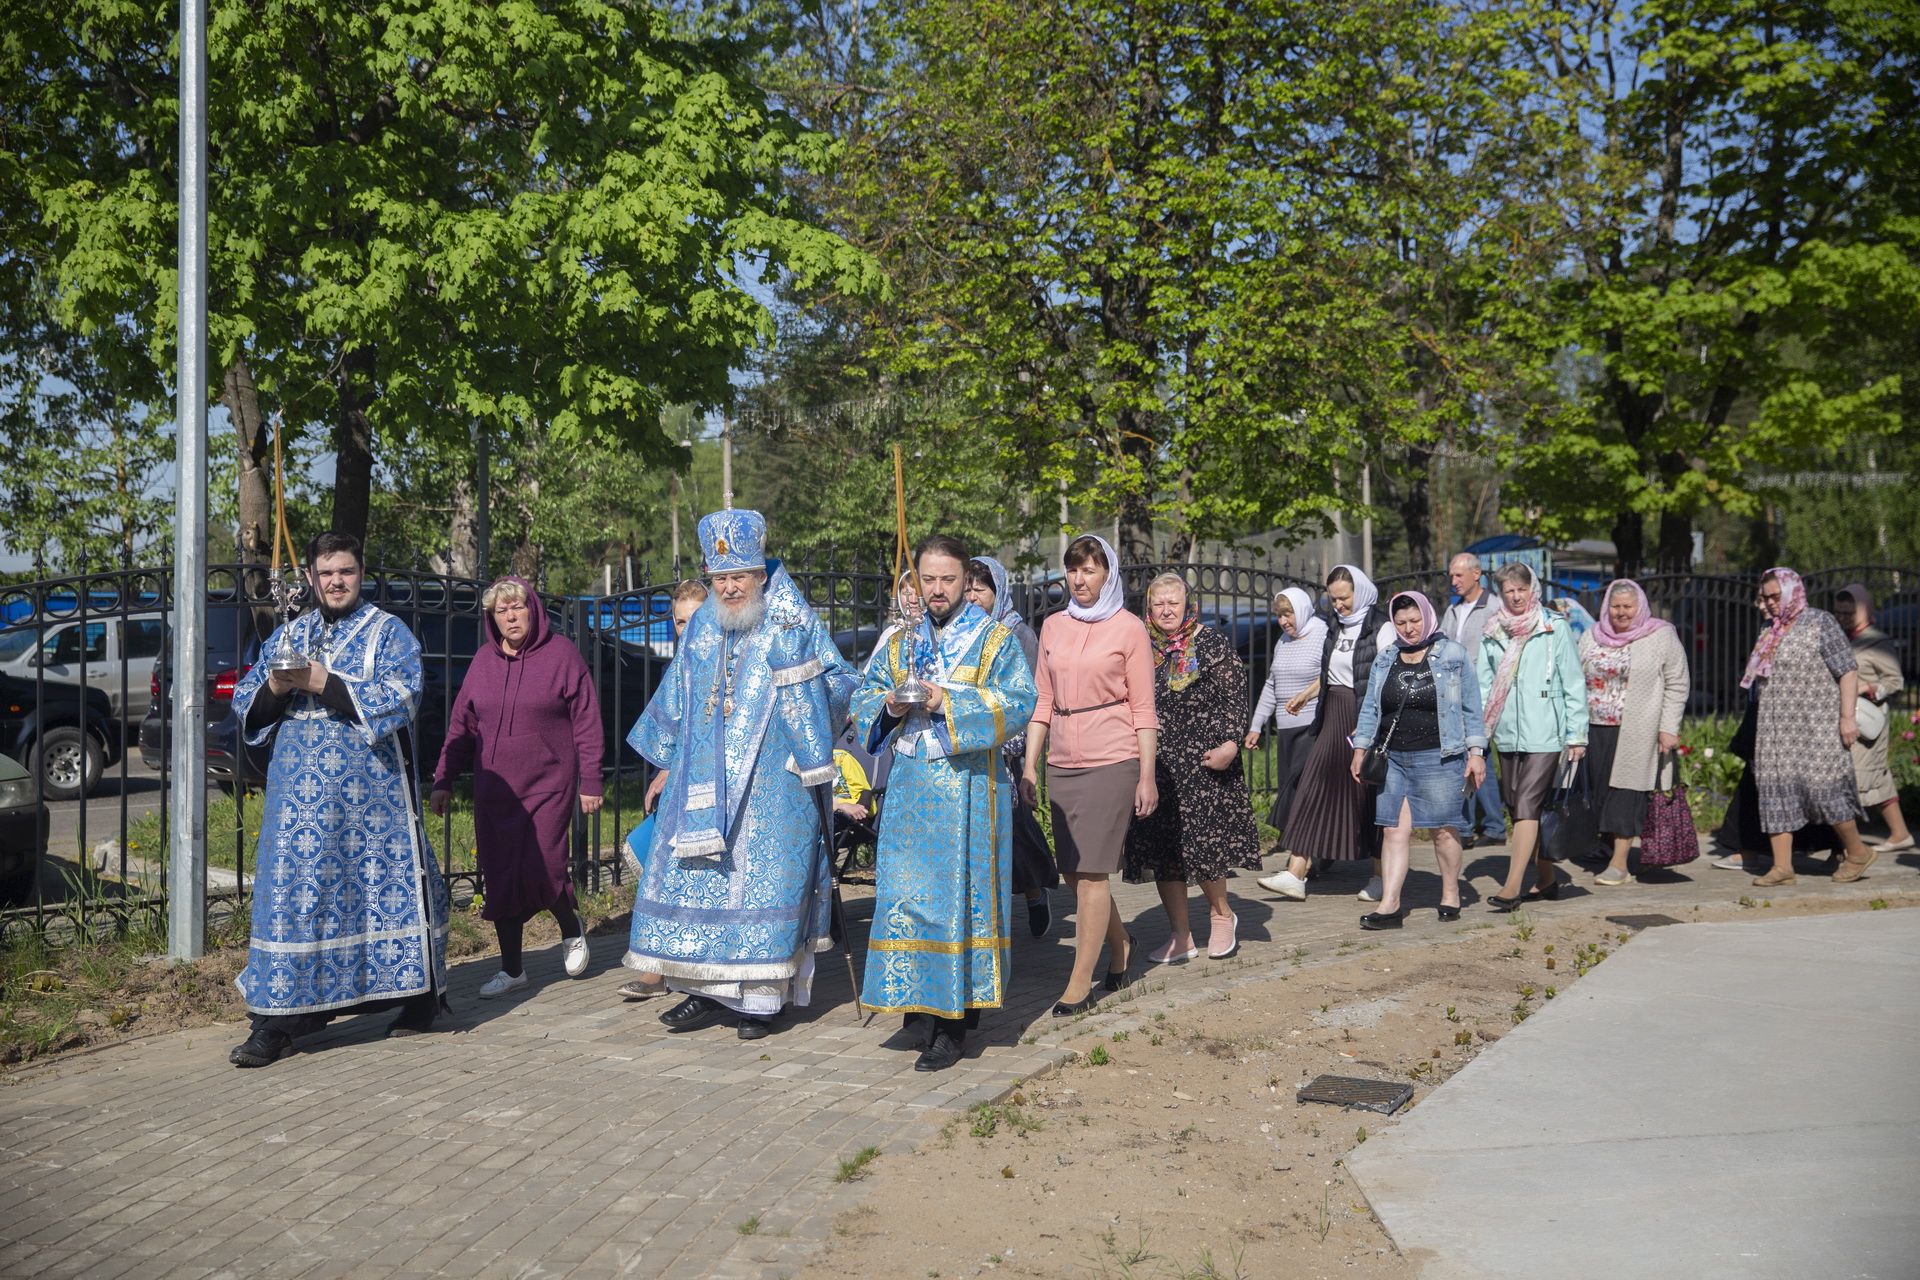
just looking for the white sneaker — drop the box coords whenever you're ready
[1710,853,1749,870]
[1258,870,1308,901]
[563,936,590,977]
[1359,877,1383,903]
[479,970,528,999]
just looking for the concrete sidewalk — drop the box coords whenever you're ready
[1348,908,1920,1280]
[2,841,1914,1279]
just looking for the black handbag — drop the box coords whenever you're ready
[1358,694,1406,788]
[1542,755,1598,863]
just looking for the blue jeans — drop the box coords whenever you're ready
[1463,758,1506,837]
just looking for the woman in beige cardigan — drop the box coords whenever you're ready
[1835,585,1913,854]
[1578,581,1691,885]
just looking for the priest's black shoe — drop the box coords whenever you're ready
[387,993,440,1038]
[660,994,728,1032]
[229,1026,294,1068]
[914,1024,966,1072]
[737,1016,774,1041]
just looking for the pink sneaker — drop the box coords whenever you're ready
[1207,912,1239,960]
[1150,938,1199,964]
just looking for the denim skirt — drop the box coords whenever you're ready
[1374,748,1467,829]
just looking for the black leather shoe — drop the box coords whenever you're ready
[660,994,728,1032]
[1459,832,1479,850]
[1101,931,1137,992]
[914,1026,965,1072]
[1052,992,1100,1018]
[737,1016,773,1041]
[1359,909,1407,931]
[1487,894,1523,912]
[387,994,438,1038]
[229,1026,294,1068]
[1437,904,1462,922]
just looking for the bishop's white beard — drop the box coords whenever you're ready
[715,590,767,633]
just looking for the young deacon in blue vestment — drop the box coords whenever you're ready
[852,536,1037,1071]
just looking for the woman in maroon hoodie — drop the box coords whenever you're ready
[430,576,605,997]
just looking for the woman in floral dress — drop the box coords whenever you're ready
[1124,574,1262,961]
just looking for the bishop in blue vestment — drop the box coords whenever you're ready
[227,533,451,1067]
[623,508,858,1038]
[851,536,1036,1071]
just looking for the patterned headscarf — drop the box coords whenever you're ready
[1386,591,1441,650]
[970,556,1023,628]
[1147,592,1203,692]
[1482,563,1546,731]
[1064,534,1127,624]
[1740,567,1806,689]
[1592,579,1674,648]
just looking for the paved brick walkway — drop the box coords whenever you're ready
[3,841,1914,1279]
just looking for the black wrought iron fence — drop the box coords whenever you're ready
[4,556,1911,945]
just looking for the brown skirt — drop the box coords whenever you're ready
[1498,749,1561,822]
[1282,686,1375,862]
[1049,760,1139,876]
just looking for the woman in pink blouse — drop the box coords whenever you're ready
[1021,535,1160,1016]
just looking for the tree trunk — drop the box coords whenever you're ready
[1114,406,1155,566]
[1399,442,1434,570]
[1656,509,1693,574]
[221,356,272,566]
[447,468,479,579]
[331,344,378,544]
[1611,509,1645,581]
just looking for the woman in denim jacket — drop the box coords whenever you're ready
[1348,592,1487,928]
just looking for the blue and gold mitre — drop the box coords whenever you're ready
[697,508,767,574]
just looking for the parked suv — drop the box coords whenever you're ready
[0,672,125,801]
[0,611,167,721]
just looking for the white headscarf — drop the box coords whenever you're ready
[1276,587,1327,646]
[1064,534,1127,624]
[1330,563,1379,630]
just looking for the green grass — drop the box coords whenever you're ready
[833,1146,881,1183]
[114,776,658,875]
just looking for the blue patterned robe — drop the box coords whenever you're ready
[232,602,451,1015]
[623,563,856,1011]
[852,606,1037,1017]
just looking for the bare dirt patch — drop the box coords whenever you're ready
[802,892,1919,1280]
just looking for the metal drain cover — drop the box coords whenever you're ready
[1606,913,1682,930]
[1296,1074,1414,1115]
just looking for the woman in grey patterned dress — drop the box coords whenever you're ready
[1745,568,1878,886]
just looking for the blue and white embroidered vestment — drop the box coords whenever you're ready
[852,605,1036,1017]
[623,562,857,1011]
[232,602,451,1015]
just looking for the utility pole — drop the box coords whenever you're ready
[169,0,209,960]
[1361,462,1375,579]
[720,414,734,508]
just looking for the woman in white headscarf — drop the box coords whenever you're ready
[1245,587,1326,862]
[1260,565,1388,901]
[1021,534,1159,1016]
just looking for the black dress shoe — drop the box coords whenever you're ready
[914,1025,965,1072]
[1359,909,1407,931]
[386,994,439,1038]
[1102,931,1137,992]
[1460,832,1479,850]
[1487,894,1523,912]
[229,1026,294,1068]
[660,994,728,1032]
[1027,896,1052,938]
[1052,992,1100,1017]
[737,1016,773,1041]
[1437,904,1462,922]
[1529,866,1563,900]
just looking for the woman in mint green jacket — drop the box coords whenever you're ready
[1477,563,1589,909]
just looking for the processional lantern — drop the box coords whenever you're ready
[263,412,314,673]
[888,444,933,708]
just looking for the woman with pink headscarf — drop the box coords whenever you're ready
[1577,581,1691,886]
[1744,568,1877,886]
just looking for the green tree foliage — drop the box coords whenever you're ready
[1490,0,1920,575]
[3,0,878,548]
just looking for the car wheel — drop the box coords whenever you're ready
[31,726,102,801]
